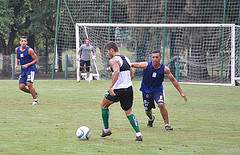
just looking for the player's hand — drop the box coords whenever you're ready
[181,93,187,102]
[109,88,116,96]
[22,64,28,68]
[92,55,96,60]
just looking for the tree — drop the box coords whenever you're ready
[0,0,14,54]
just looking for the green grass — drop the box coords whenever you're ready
[0,80,240,155]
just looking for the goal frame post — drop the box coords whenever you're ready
[75,23,239,86]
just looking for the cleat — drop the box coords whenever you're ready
[101,130,112,137]
[135,135,143,141]
[165,124,173,131]
[147,116,155,127]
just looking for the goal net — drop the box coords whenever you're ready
[76,23,240,86]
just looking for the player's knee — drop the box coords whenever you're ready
[26,83,33,88]
[80,67,84,71]
[100,100,110,108]
[124,108,133,116]
[19,84,25,90]
[157,102,165,108]
[86,66,90,72]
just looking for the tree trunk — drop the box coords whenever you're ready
[2,26,17,75]
[5,26,17,55]
[0,35,6,54]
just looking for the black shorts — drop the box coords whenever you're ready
[80,60,90,72]
[105,86,133,111]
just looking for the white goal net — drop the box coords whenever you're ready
[76,23,240,86]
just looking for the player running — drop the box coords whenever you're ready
[131,50,187,130]
[16,36,38,106]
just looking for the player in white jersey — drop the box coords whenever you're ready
[100,41,143,141]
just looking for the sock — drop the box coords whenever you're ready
[145,110,153,120]
[127,114,140,133]
[101,108,109,129]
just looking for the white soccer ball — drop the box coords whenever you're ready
[76,126,91,140]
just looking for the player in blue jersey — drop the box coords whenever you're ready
[100,41,143,141]
[15,36,38,106]
[131,50,187,130]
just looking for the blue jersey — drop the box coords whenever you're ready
[140,62,165,93]
[17,46,36,72]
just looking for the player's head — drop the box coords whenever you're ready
[105,41,118,58]
[19,36,28,48]
[151,50,161,65]
[85,38,90,45]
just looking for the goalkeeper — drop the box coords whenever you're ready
[77,38,96,81]
[131,50,187,130]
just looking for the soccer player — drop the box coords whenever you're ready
[15,36,38,106]
[100,41,143,141]
[131,50,187,130]
[77,38,96,82]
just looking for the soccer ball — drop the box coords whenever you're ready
[76,126,91,140]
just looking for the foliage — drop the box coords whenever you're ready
[0,0,14,39]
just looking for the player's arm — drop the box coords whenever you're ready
[130,67,134,80]
[91,46,96,60]
[165,66,187,102]
[131,62,148,69]
[77,46,83,61]
[22,49,38,68]
[109,59,120,96]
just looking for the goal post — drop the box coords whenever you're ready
[75,23,240,86]
[75,25,100,81]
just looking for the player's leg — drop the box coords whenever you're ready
[100,91,116,137]
[19,73,30,93]
[142,92,155,127]
[154,91,173,130]
[26,70,38,105]
[120,86,142,141]
[19,83,30,93]
[79,60,85,80]
[85,60,91,80]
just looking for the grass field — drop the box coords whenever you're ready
[0,80,240,155]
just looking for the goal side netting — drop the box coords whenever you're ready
[76,23,240,86]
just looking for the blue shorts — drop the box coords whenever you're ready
[142,91,165,111]
[19,68,36,84]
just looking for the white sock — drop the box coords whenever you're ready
[136,132,142,137]
[103,128,110,133]
[164,124,170,127]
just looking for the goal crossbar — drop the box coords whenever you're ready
[76,23,236,28]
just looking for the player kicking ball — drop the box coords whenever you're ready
[131,50,187,130]
[15,36,38,106]
[100,41,143,141]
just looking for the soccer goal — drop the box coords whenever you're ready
[75,23,240,86]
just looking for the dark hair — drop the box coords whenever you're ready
[105,41,118,52]
[151,50,162,57]
[20,36,28,40]
[151,50,161,54]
